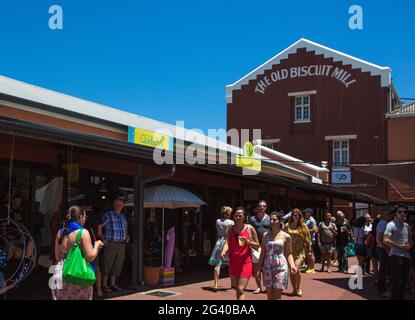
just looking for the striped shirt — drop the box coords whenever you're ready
[102,210,128,242]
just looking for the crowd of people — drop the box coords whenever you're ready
[4,193,414,301]
[209,201,415,300]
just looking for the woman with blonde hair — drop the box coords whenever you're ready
[208,206,234,290]
[283,208,311,297]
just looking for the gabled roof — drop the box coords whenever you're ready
[226,38,391,103]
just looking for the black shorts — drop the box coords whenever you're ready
[411,247,415,268]
[355,244,367,257]
[370,246,378,259]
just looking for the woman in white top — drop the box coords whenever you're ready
[208,206,234,290]
[352,216,367,272]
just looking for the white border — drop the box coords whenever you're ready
[226,38,391,103]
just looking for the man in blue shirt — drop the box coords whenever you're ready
[99,198,129,293]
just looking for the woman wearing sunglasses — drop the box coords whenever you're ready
[283,208,311,297]
[221,207,259,300]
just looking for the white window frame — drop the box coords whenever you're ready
[332,140,349,168]
[294,95,311,123]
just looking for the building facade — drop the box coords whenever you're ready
[226,39,414,216]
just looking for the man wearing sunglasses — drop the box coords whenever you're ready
[384,205,413,300]
[249,200,270,294]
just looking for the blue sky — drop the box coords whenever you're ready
[0,0,414,134]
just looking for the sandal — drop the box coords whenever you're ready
[253,288,261,294]
[109,285,123,292]
[102,286,112,294]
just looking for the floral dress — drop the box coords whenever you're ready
[284,225,307,262]
[51,249,93,300]
[262,233,289,289]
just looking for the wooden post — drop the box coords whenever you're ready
[352,200,356,219]
[329,197,334,214]
[132,163,144,288]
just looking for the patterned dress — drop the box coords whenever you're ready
[51,250,93,300]
[262,233,289,289]
[208,219,234,267]
[284,224,307,262]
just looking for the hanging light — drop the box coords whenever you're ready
[99,178,108,200]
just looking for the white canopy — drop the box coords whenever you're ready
[127,184,206,269]
[143,184,206,209]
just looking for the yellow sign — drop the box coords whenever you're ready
[128,127,174,151]
[236,141,261,172]
[61,163,79,182]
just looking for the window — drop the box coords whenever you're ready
[294,96,310,122]
[333,140,349,167]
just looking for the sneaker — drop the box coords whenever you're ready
[380,292,390,298]
[305,269,316,274]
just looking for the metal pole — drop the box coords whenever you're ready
[162,207,165,269]
[7,135,15,221]
[132,163,141,288]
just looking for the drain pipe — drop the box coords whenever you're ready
[134,164,176,289]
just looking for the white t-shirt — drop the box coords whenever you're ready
[363,222,372,236]
[216,218,234,238]
[384,220,412,259]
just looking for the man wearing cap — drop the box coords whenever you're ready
[304,208,317,273]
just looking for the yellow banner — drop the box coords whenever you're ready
[128,127,173,151]
[236,141,261,172]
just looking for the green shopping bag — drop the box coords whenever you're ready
[346,241,356,257]
[62,228,96,287]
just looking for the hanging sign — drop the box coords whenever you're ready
[236,141,261,173]
[128,126,174,151]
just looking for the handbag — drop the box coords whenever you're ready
[247,225,261,263]
[62,228,96,287]
[346,241,356,258]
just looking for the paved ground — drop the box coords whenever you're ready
[110,258,415,300]
[3,257,414,300]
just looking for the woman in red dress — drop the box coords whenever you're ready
[221,207,260,300]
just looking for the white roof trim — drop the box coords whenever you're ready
[226,38,391,103]
[0,75,242,154]
[0,74,331,182]
[254,144,329,173]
